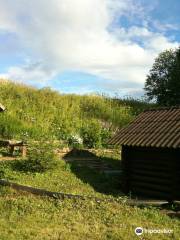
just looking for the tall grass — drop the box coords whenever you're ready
[0,80,154,147]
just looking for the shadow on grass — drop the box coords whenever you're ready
[0,149,12,157]
[0,158,32,174]
[9,159,30,172]
[64,149,123,197]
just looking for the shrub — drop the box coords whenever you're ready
[100,128,112,147]
[81,119,102,148]
[20,142,57,172]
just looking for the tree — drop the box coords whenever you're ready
[144,47,180,106]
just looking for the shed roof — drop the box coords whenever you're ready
[109,107,180,148]
[0,103,5,112]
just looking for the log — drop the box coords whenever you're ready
[0,179,170,207]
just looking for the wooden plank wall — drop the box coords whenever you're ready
[121,146,180,200]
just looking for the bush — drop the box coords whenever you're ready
[68,134,83,148]
[100,128,112,147]
[81,119,102,148]
[19,142,57,172]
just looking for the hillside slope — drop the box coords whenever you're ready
[0,80,152,147]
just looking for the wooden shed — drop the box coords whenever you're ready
[109,107,180,200]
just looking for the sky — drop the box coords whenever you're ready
[0,0,179,97]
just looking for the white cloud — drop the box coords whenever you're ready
[0,61,56,86]
[0,0,179,93]
[153,20,179,33]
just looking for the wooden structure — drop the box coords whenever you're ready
[0,103,27,158]
[0,140,27,158]
[109,107,180,200]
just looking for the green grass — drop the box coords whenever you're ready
[0,189,179,240]
[0,80,154,147]
[0,80,176,239]
[0,157,121,198]
[0,151,180,239]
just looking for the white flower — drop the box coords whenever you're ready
[70,134,83,144]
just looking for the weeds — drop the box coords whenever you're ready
[11,142,57,173]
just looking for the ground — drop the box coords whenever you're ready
[0,149,180,240]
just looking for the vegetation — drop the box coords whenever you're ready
[0,149,119,197]
[144,47,180,106]
[0,80,153,147]
[12,142,58,173]
[0,151,179,240]
[1,80,177,239]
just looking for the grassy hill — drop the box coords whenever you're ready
[0,80,179,240]
[0,80,152,147]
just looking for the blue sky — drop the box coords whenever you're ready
[0,0,179,98]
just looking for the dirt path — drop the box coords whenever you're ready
[0,157,19,161]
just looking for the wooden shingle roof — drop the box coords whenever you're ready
[109,107,180,148]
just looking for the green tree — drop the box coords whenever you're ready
[144,47,180,106]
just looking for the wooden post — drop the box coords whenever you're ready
[9,145,14,156]
[21,145,27,158]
